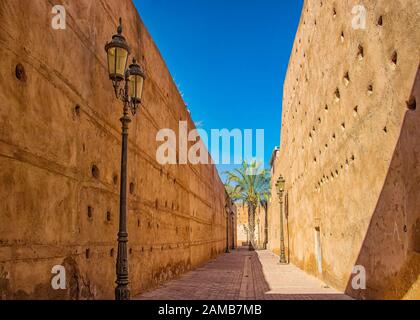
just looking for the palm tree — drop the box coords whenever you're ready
[225,161,271,251]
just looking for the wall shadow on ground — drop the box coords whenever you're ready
[249,249,351,300]
[344,66,420,300]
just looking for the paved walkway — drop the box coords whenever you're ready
[135,247,352,300]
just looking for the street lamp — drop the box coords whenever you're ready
[276,175,287,264]
[225,201,230,254]
[231,214,235,250]
[105,18,146,300]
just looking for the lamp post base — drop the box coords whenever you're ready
[279,254,288,265]
[115,286,130,300]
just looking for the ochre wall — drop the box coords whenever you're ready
[269,0,420,300]
[0,0,228,299]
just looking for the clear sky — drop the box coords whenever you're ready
[133,0,304,179]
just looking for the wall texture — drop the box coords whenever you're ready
[0,0,229,300]
[269,0,420,300]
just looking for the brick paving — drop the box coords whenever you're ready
[134,247,352,300]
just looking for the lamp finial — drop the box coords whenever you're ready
[117,17,123,34]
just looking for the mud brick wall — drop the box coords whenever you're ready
[269,0,420,299]
[0,0,228,299]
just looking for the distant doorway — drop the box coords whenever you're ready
[314,227,323,274]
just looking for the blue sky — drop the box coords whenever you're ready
[134,0,303,179]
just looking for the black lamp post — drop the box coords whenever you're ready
[231,214,235,250]
[225,202,230,254]
[276,175,287,264]
[105,18,146,300]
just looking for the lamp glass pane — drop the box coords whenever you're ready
[107,47,128,79]
[128,75,144,101]
[277,179,285,191]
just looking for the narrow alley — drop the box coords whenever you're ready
[135,248,352,300]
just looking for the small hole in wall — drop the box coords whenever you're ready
[354,105,359,115]
[110,248,114,257]
[91,165,100,179]
[155,199,158,209]
[335,88,340,101]
[137,219,140,227]
[15,63,27,82]
[357,45,364,60]
[341,122,346,130]
[377,16,383,26]
[113,174,118,186]
[344,72,350,86]
[333,7,337,18]
[407,96,416,111]
[404,225,408,233]
[367,85,373,95]
[106,211,111,222]
[383,126,388,133]
[332,133,336,140]
[340,31,344,42]
[87,206,93,219]
[391,51,398,66]
[74,105,81,116]
[85,249,90,259]
[325,105,329,112]
[129,248,133,255]
[129,182,135,195]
